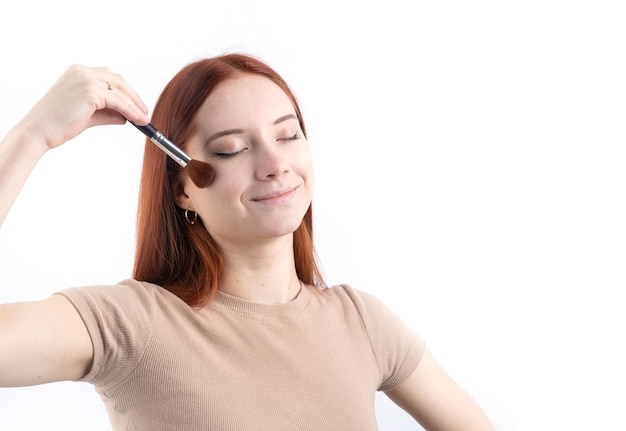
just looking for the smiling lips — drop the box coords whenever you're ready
[251,186,299,203]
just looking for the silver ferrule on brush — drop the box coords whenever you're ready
[149,130,191,167]
[129,121,191,168]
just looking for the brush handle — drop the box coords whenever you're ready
[129,121,191,167]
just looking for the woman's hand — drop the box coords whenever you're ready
[16,64,150,152]
[0,64,150,227]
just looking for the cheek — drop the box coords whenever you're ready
[195,188,240,232]
[297,147,315,185]
[215,163,248,195]
[200,175,247,217]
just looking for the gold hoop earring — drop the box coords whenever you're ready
[185,208,197,225]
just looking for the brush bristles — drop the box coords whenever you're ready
[186,159,215,188]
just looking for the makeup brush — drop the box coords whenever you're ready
[128,121,214,187]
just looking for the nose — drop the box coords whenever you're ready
[255,139,289,180]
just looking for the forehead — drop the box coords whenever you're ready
[195,74,295,129]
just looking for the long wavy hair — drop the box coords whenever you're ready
[132,53,325,307]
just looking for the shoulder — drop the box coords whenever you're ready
[312,283,414,336]
[56,280,184,387]
[56,279,186,344]
[318,284,425,390]
[315,284,395,319]
[59,279,180,309]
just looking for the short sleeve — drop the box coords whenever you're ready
[57,279,159,390]
[341,285,425,391]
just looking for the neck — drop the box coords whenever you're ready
[220,269,302,305]
[218,237,302,305]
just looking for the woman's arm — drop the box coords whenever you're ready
[385,349,496,431]
[0,295,93,387]
[0,64,149,226]
[0,65,150,386]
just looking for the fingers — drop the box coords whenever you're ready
[21,65,151,149]
[91,67,150,125]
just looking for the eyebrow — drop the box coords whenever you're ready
[205,114,298,145]
[205,128,244,145]
[273,113,298,124]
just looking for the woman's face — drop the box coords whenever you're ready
[174,74,314,247]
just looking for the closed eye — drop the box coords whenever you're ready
[214,149,246,159]
[278,132,301,142]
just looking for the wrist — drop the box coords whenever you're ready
[5,119,51,160]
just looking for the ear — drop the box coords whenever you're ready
[171,174,192,210]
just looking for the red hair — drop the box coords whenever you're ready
[132,53,325,307]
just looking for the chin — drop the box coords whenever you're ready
[256,218,304,239]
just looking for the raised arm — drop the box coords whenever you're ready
[385,349,496,431]
[0,64,150,226]
[0,65,150,387]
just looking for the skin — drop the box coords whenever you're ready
[0,65,149,387]
[0,65,495,430]
[173,75,313,304]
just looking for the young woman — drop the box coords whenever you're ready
[0,53,495,430]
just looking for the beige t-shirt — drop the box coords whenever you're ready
[60,280,424,430]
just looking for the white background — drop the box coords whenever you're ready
[1,1,625,430]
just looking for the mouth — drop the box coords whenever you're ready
[251,186,299,203]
